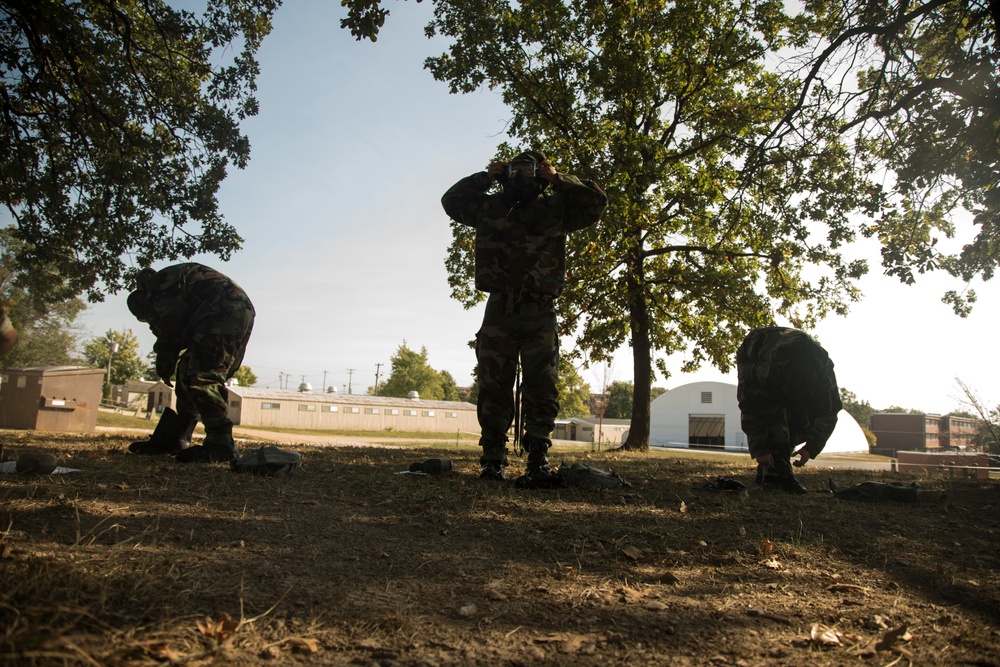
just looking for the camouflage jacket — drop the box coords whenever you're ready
[140,263,255,369]
[736,327,842,459]
[441,171,608,296]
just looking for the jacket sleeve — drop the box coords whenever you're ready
[442,173,492,226]
[803,372,844,458]
[550,174,608,232]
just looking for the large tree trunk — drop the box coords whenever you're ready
[620,258,651,452]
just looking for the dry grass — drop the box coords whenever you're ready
[1,428,998,666]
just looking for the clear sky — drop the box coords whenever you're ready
[79,0,998,416]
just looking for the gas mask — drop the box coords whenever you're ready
[501,159,545,203]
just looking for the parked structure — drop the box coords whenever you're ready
[0,366,104,432]
[552,417,631,445]
[112,379,157,411]
[649,381,869,454]
[227,386,478,434]
[870,412,980,457]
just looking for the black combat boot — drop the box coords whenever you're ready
[129,408,197,455]
[175,424,240,463]
[515,436,565,489]
[479,446,509,481]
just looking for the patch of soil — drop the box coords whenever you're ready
[1,430,998,666]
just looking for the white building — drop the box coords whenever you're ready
[227,386,479,434]
[649,381,868,454]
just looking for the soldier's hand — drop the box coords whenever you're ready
[754,453,774,468]
[155,355,176,385]
[793,449,811,467]
[487,161,506,181]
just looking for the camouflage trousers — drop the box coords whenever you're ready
[175,308,254,435]
[476,291,559,458]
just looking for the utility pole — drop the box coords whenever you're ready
[373,363,383,396]
[346,368,356,395]
[278,371,284,390]
[322,370,328,393]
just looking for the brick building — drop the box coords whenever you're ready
[870,412,980,457]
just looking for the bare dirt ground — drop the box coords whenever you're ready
[1,428,998,667]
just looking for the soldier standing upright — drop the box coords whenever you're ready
[736,326,842,493]
[127,263,255,463]
[442,150,608,487]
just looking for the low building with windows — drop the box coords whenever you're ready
[870,412,981,457]
[227,387,478,434]
[552,417,631,446]
[649,381,868,454]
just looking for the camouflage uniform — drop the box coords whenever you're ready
[136,263,255,437]
[736,327,842,485]
[442,159,607,470]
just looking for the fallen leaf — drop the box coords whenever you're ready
[761,558,782,570]
[761,539,774,555]
[284,637,319,654]
[195,612,238,644]
[621,545,643,561]
[875,624,912,651]
[679,501,688,513]
[810,623,841,646]
[483,586,508,601]
[658,571,681,585]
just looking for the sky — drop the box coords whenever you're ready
[78,0,999,416]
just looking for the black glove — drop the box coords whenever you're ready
[155,351,177,386]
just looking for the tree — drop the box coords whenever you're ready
[762,0,1000,315]
[233,366,257,387]
[955,377,1000,453]
[604,381,635,420]
[840,388,874,429]
[1,0,281,304]
[81,329,147,396]
[424,0,876,450]
[378,342,457,400]
[557,358,591,419]
[0,229,85,367]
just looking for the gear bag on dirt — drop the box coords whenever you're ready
[558,462,631,488]
[230,446,301,477]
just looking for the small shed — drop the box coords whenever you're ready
[0,366,105,432]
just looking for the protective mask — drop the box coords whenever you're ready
[502,160,544,203]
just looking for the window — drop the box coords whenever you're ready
[700,392,713,404]
[445,411,458,418]
[262,402,281,410]
[404,409,418,417]
[298,404,317,412]
[364,407,380,415]
[385,408,399,416]
[321,405,339,413]
[344,406,359,414]
[422,410,435,417]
